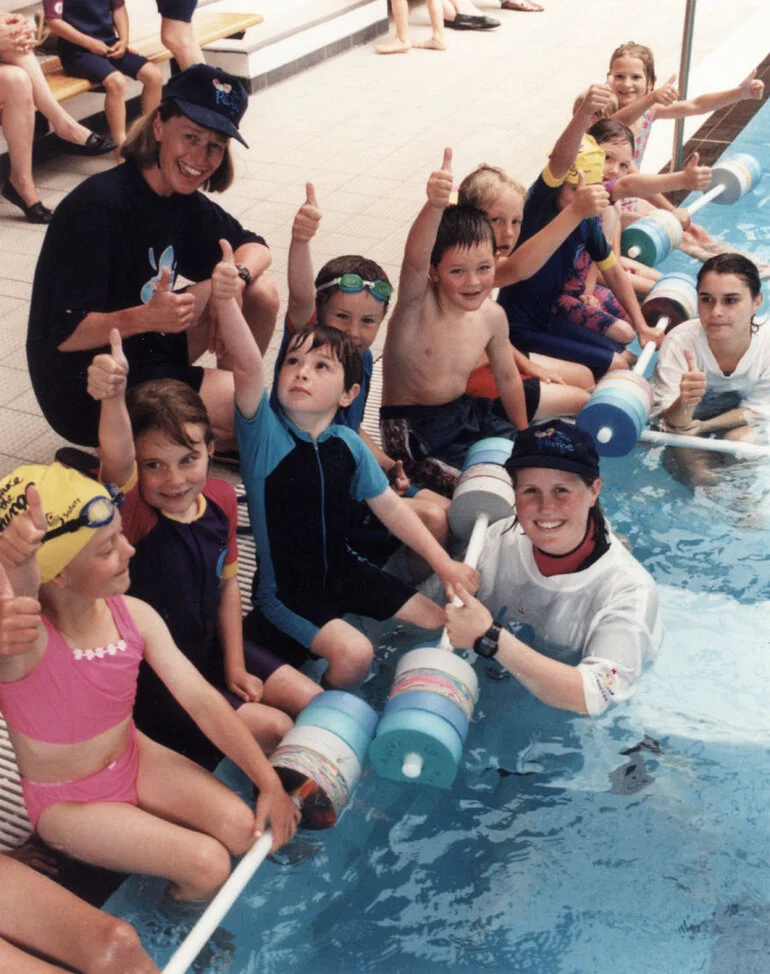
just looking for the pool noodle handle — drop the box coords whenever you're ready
[403,510,490,780]
[162,830,274,974]
[639,429,770,458]
[626,182,730,260]
[594,335,660,446]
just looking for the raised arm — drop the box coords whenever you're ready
[486,308,529,429]
[87,329,134,487]
[495,173,610,287]
[655,68,764,120]
[211,239,265,419]
[287,182,322,327]
[550,84,613,181]
[612,152,711,201]
[395,148,454,315]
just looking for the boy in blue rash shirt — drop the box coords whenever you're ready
[497,84,663,379]
[212,239,480,689]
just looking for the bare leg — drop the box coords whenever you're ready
[375,0,412,53]
[395,592,445,629]
[161,18,204,71]
[414,0,448,47]
[0,855,157,974]
[198,367,237,450]
[138,62,163,116]
[37,733,256,900]
[0,65,40,207]
[101,71,128,147]
[310,618,374,688]
[234,702,293,754]
[535,383,591,419]
[1,51,93,145]
[261,663,323,716]
[529,353,595,389]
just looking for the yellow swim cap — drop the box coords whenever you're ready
[564,134,605,185]
[0,463,116,583]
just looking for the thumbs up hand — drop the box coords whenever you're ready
[0,559,42,657]
[572,171,610,219]
[292,182,322,243]
[211,238,240,304]
[427,147,454,209]
[683,151,711,192]
[679,347,707,406]
[653,73,679,106]
[0,483,45,578]
[739,68,764,101]
[88,328,129,401]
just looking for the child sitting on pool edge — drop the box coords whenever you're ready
[87,335,321,765]
[211,238,479,689]
[380,148,531,498]
[278,182,450,568]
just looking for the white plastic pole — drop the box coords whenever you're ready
[163,830,273,974]
[437,511,490,651]
[627,245,642,260]
[640,428,770,458]
[633,340,657,377]
[685,181,728,218]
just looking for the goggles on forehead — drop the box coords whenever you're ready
[42,484,124,544]
[316,273,393,303]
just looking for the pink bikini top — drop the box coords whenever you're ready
[0,597,144,744]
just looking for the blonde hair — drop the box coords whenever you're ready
[609,42,656,89]
[457,164,526,213]
[121,102,235,194]
[572,89,618,120]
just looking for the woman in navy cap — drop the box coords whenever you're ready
[446,420,660,715]
[27,64,278,455]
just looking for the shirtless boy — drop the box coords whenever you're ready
[380,148,530,496]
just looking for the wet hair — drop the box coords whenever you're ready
[277,323,363,392]
[572,89,619,120]
[127,379,215,451]
[121,101,234,193]
[696,253,761,298]
[588,118,635,152]
[430,205,496,267]
[697,254,762,332]
[457,164,527,213]
[609,42,656,88]
[314,255,392,316]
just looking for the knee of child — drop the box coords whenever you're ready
[90,917,146,969]
[186,835,233,895]
[260,708,293,753]
[419,502,449,543]
[329,636,373,687]
[218,798,261,857]
[103,72,127,94]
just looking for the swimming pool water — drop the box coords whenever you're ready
[105,100,770,974]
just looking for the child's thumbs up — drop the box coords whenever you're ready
[428,148,454,208]
[109,328,128,371]
[292,184,322,243]
[305,182,318,209]
[219,238,235,264]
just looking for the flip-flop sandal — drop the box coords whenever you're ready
[500,0,544,10]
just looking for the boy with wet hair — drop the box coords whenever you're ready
[380,148,532,498]
[211,240,479,689]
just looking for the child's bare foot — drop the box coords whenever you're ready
[414,36,447,51]
[375,36,411,54]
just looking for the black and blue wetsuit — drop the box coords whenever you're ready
[237,392,416,658]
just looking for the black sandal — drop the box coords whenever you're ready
[2,181,53,224]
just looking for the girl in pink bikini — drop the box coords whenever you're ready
[0,464,299,901]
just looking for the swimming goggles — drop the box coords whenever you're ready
[43,484,124,543]
[316,273,393,302]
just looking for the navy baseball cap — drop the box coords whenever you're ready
[506,420,600,479]
[162,64,249,147]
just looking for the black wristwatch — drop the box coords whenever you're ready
[236,264,252,286]
[474,623,501,659]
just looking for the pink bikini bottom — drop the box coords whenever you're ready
[22,723,139,829]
